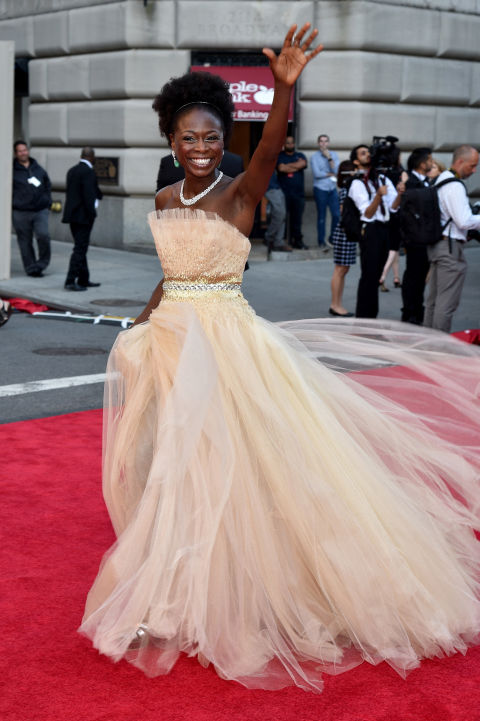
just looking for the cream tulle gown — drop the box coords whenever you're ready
[80,209,480,692]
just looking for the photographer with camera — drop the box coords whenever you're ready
[424,144,480,333]
[348,140,405,318]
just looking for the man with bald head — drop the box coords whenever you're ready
[424,145,480,332]
[277,136,308,249]
[62,147,103,291]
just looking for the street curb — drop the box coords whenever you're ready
[0,286,94,314]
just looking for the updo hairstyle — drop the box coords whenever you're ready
[152,72,235,146]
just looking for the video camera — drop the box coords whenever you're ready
[468,201,480,242]
[369,135,400,176]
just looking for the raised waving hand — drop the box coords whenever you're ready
[262,23,323,86]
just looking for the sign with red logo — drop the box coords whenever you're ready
[190,66,294,122]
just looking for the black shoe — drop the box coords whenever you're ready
[79,281,101,288]
[329,308,354,317]
[272,244,293,252]
[0,300,13,327]
[64,283,87,291]
[28,270,44,277]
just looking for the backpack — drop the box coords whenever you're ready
[341,179,371,242]
[399,176,462,246]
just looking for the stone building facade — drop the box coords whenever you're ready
[1,0,480,249]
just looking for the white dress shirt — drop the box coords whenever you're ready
[411,170,430,187]
[435,170,480,242]
[348,175,398,223]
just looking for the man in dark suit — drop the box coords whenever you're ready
[401,147,433,324]
[62,147,103,291]
[156,149,244,191]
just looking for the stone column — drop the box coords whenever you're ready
[0,41,14,280]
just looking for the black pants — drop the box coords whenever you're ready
[284,193,305,247]
[65,221,94,286]
[401,245,430,325]
[12,208,51,275]
[355,221,389,318]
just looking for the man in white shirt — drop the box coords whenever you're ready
[348,144,404,318]
[424,145,480,332]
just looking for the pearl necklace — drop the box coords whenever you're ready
[180,171,223,206]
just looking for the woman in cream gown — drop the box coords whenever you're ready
[80,25,480,693]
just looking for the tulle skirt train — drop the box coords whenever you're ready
[80,294,480,692]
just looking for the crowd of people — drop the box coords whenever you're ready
[265,137,480,331]
[10,132,480,333]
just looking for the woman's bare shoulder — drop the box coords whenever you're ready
[155,183,180,210]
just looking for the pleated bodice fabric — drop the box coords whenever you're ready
[80,209,480,693]
[150,208,250,283]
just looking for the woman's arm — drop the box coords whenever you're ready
[235,24,322,206]
[131,188,173,327]
[390,175,406,211]
[132,279,164,327]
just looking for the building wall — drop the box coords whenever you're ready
[1,0,480,249]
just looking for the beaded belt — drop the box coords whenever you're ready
[163,280,242,300]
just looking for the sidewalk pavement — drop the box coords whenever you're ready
[1,235,479,332]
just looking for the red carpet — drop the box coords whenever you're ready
[2,409,479,721]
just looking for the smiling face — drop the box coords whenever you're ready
[170,107,224,179]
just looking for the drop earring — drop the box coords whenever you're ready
[172,149,180,168]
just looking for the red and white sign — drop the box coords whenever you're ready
[190,66,294,122]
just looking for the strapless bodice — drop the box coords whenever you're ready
[148,209,251,284]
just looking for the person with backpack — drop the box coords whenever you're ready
[348,144,405,318]
[424,145,480,332]
[399,147,434,325]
